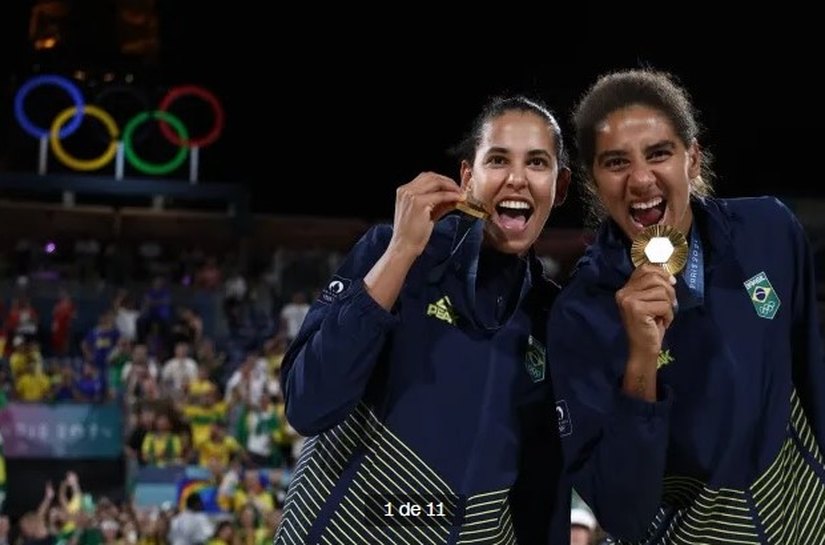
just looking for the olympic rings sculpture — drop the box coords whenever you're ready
[14,74,224,176]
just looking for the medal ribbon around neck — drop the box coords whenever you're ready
[683,222,705,300]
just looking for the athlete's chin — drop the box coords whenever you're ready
[486,229,534,256]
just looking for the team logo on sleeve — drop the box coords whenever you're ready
[556,400,572,437]
[524,335,546,383]
[319,275,351,304]
[744,271,781,320]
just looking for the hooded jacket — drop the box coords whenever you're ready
[549,197,825,544]
[275,214,670,544]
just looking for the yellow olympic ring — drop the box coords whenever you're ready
[50,105,119,171]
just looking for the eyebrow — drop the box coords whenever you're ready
[486,147,553,159]
[596,139,677,164]
[646,140,677,153]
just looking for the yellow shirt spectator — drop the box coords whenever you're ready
[232,489,274,515]
[16,372,51,401]
[188,378,216,397]
[182,402,226,447]
[141,432,183,466]
[197,435,241,468]
[10,348,43,378]
[58,489,82,534]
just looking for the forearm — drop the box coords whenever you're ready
[622,353,658,402]
[37,494,52,519]
[363,243,417,311]
[283,223,400,435]
[59,483,68,508]
[283,283,398,435]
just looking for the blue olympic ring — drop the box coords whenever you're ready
[14,74,85,139]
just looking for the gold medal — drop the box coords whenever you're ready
[455,194,490,220]
[630,224,689,275]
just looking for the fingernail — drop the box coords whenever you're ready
[669,275,677,285]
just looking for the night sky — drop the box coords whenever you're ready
[2,4,823,227]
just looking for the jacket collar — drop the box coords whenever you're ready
[586,197,735,291]
[429,214,545,331]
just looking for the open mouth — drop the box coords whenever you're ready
[495,199,534,232]
[629,197,667,228]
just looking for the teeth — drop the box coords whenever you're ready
[498,200,531,210]
[630,197,663,210]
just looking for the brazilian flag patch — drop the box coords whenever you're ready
[525,335,546,383]
[744,271,781,320]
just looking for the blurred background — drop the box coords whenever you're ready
[0,4,823,545]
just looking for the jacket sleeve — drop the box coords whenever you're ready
[281,225,400,436]
[784,202,825,453]
[548,294,671,541]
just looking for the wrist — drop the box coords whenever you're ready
[385,240,420,266]
[628,342,661,362]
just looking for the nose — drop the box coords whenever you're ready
[506,166,528,190]
[627,165,656,194]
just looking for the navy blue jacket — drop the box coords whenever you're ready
[275,216,569,544]
[549,197,825,544]
[275,215,669,544]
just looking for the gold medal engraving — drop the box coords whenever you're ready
[631,224,689,275]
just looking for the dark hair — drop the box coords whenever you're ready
[185,492,204,511]
[452,95,568,169]
[572,69,715,225]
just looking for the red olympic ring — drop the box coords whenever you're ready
[158,85,225,148]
